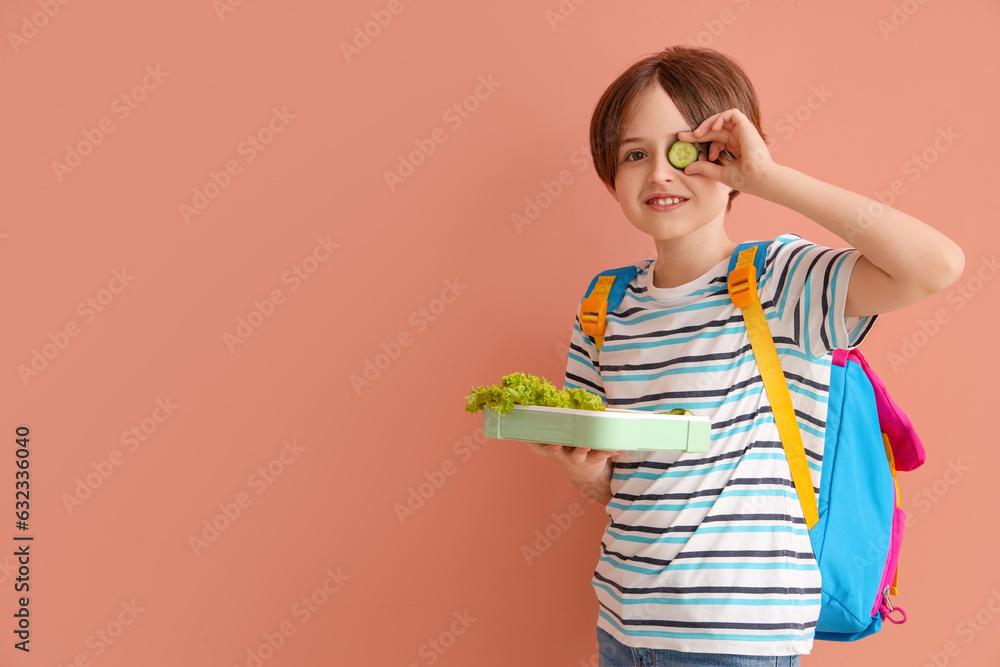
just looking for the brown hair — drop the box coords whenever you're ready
[589,46,766,213]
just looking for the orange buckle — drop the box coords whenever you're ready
[727,265,757,309]
[579,296,608,338]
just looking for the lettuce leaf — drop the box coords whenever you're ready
[464,372,605,416]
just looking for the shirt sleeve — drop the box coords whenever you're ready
[759,233,879,358]
[562,304,607,403]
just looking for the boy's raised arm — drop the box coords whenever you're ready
[753,162,965,318]
[678,108,965,318]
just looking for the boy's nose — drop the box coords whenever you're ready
[648,154,680,183]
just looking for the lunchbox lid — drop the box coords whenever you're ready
[483,405,711,453]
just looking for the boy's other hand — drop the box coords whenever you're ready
[524,443,621,504]
[524,442,623,468]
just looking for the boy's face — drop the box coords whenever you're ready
[607,85,731,242]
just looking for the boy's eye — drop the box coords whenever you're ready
[622,144,709,164]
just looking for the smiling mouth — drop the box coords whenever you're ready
[646,197,687,211]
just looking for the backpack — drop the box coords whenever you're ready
[577,239,926,642]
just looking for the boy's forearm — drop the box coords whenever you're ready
[753,163,964,293]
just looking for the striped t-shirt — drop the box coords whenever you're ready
[563,233,878,656]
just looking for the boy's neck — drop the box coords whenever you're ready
[651,233,738,289]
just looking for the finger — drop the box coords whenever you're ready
[709,138,743,162]
[679,129,734,158]
[544,446,563,461]
[691,133,737,163]
[683,159,724,182]
[685,112,722,138]
[709,108,745,128]
[606,450,626,464]
[681,109,745,142]
[686,125,733,143]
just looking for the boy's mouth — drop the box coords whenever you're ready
[646,195,688,211]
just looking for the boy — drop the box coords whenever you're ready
[525,46,963,664]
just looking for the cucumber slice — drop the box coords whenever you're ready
[668,141,699,169]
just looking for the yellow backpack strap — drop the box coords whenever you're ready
[580,276,618,351]
[579,265,644,352]
[728,245,819,529]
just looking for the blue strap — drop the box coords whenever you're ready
[728,240,772,282]
[584,265,641,313]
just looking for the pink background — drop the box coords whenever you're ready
[2,0,998,665]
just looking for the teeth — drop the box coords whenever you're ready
[652,197,683,205]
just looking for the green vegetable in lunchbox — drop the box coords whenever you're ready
[464,372,606,416]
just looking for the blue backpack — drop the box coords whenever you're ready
[578,240,926,642]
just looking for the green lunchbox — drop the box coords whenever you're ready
[482,405,711,453]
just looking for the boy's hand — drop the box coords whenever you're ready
[524,442,621,463]
[677,108,776,198]
[525,443,622,503]
[525,442,622,475]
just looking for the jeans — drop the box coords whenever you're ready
[597,627,801,667]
